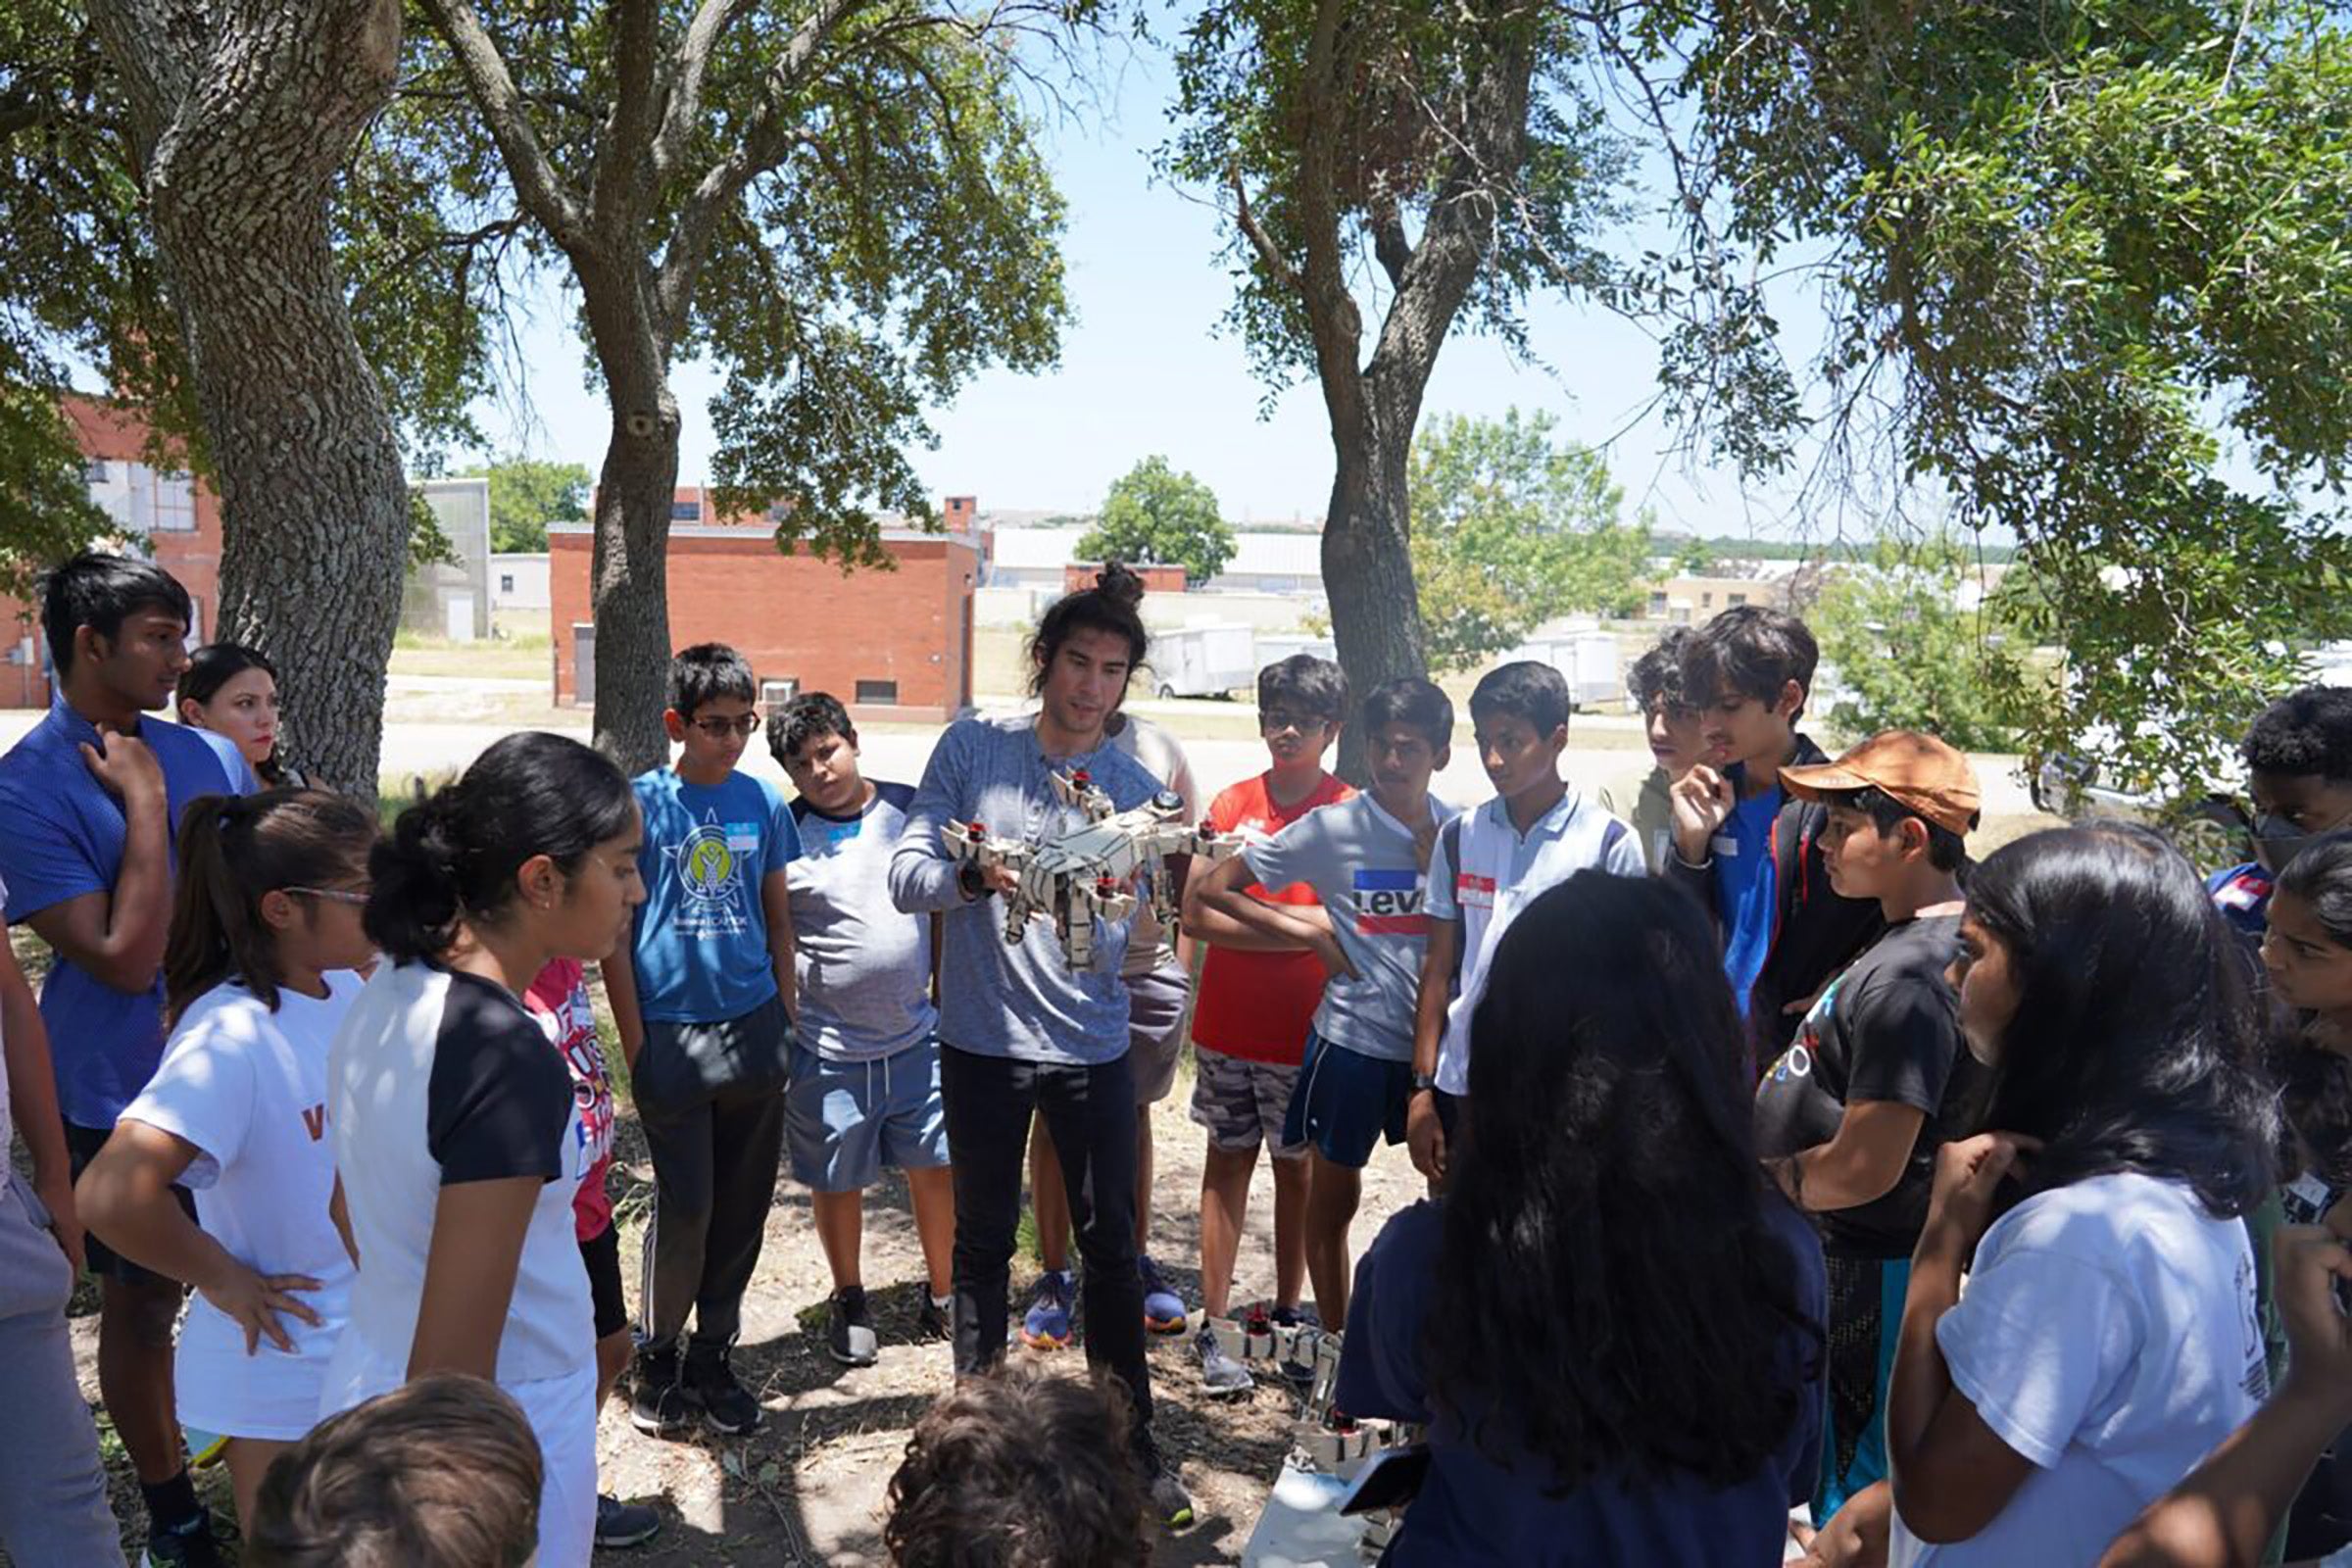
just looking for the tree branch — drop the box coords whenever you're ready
[1227,168,1301,294]
[417,0,590,250]
[589,0,662,230]
[1369,192,1412,291]
[651,0,872,343]
[652,0,760,183]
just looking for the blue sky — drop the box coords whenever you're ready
[471,42,1830,539]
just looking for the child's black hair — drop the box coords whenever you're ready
[665,643,758,720]
[1627,627,1695,717]
[1820,785,1973,874]
[366,732,634,963]
[768,691,857,765]
[2243,687,2352,785]
[166,790,379,1023]
[1257,654,1348,724]
[1682,605,1818,724]
[1028,564,1148,698]
[40,551,192,677]
[178,643,291,784]
[1469,661,1571,737]
[1360,677,1454,752]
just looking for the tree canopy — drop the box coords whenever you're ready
[1809,532,2023,754]
[1407,409,1648,673]
[462,455,589,554]
[1078,456,1233,584]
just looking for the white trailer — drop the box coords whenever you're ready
[1499,631,1624,710]
[1148,622,1259,699]
[1251,631,1339,669]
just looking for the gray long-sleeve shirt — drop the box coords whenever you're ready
[889,714,1157,1065]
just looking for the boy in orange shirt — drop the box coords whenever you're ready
[1178,655,1352,1392]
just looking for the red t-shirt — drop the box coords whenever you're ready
[1191,770,1356,1065]
[524,958,617,1242]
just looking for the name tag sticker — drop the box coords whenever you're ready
[725,833,760,852]
[2290,1172,2332,1212]
[1711,834,1740,858]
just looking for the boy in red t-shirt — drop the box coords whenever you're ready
[1178,655,1352,1393]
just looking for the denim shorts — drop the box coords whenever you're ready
[784,1039,951,1193]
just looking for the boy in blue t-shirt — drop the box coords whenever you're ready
[604,644,800,1442]
[1190,677,1457,1329]
[0,552,249,1565]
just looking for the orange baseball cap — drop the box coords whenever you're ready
[1781,730,1982,837]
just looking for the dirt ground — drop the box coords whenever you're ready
[58,1046,1430,1567]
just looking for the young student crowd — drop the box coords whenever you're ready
[6,550,2352,1568]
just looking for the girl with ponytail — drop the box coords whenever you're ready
[320,731,643,1568]
[75,788,379,1529]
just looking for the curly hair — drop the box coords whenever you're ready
[1029,564,1149,698]
[1965,822,2278,1218]
[1627,627,1695,717]
[2244,686,2352,784]
[885,1364,1148,1567]
[1427,873,1821,1492]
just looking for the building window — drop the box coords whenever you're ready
[1646,590,1668,616]
[855,679,899,706]
[1729,592,1747,607]
[149,470,196,532]
[760,678,800,709]
[85,459,110,484]
[1700,591,1714,609]
[499,573,515,594]
[669,499,701,521]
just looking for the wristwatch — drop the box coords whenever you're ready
[957,860,987,901]
[1409,1072,1439,1095]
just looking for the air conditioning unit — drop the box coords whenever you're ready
[760,678,799,708]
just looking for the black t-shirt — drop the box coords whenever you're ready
[424,969,570,1186]
[1752,912,1978,1258]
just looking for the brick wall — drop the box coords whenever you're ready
[1064,561,1186,596]
[552,527,979,722]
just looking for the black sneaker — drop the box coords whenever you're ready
[595,1493,662,1548]
[828,1286,879,1367]
[630,1346,694,1437]
[141,1509,223,1568]
[684,1343,763,1436]
[918,1294,954,1341]
[1149,1467,1196,1531]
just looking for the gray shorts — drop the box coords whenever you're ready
[1189,1047,1307,1158]
[1126,960,1190,1106]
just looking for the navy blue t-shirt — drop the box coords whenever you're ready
[1335,1199,1825,1566]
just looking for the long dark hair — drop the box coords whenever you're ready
[1028,563,1148,697]
[166,790,379,1023]
[2272,831,2352,1185]
[177,643,293,785]
[366,732,633,964]
[1966,822,2277,1217]
[1428,872,1820,1491]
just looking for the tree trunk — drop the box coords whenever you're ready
[91,0,410,794]
[577,263,681,775]
[1322,406,1429,784]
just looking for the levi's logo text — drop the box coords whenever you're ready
[1353,867,1428,935]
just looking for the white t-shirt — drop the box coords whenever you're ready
[327,961,593,1391]
[122,972,365,1440]
[1890,1172,2266,1567]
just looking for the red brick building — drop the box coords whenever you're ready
[1062,561,1186,596]
[551,490,981,722]
[0,394,225,708]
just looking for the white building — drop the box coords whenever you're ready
[490,552,551,611]
[404,477,493,641]
[983,523,1329,599]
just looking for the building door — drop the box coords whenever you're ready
[445,594,476,642]
[572,622,596,707]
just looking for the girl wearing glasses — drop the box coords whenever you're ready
[76,789,380,1531]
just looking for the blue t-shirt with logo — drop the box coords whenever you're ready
[1715,775,1783,1019]
[628,768,801,1024]
[0,698,252,1127]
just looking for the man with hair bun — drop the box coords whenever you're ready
[890,564,1195,1530]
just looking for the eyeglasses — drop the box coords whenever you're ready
[691,714,761,738]
[1258,710,1331,736]
[285,886,369,906]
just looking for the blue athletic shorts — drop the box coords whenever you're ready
[1282,1030,1411,1169]
[784,1039,951,1193]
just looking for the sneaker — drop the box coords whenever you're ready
[630,1346,694,1436]
[1271,1301,1323,1389]
[918,1294,954,1341]
[1149,1466,1197,1531]
[827,1286,879,1367]
[1196,1320,1254,1394]
[1139,1253,1187,1335]
[140,1511,223,1568]
[683,1344,763,1436]
[1021,1269,1074,1349]
[594,1494,662,1548]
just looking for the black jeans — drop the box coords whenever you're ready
[636,1077,788,1356]
[940,1043,1156,1460]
